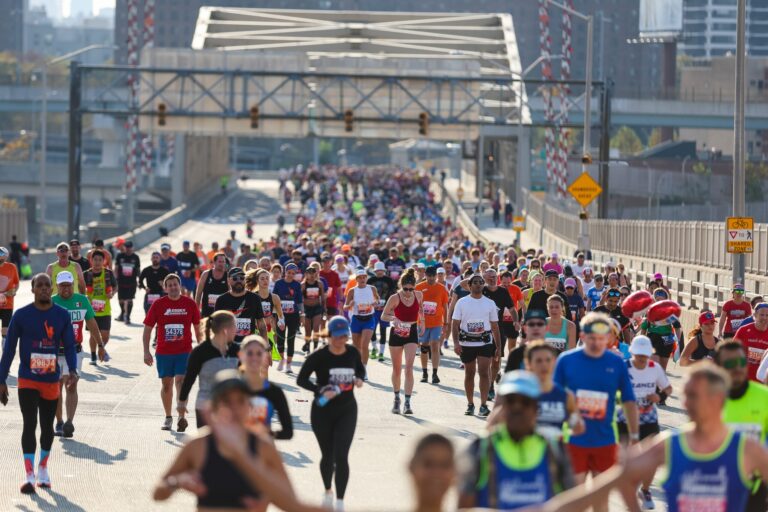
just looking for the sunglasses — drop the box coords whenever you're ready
[721,357,747,369]
[230,275,245,282]
[607,291,621,298]
[620,293,629,298]
[583,321,611,334]
[402,287,414,292]
[526,321,546,327]
[57,248,69,252]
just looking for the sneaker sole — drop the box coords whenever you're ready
[177,419,188,432]
[37,482,51,489]
[20,482,36,494]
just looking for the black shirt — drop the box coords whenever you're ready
[114,253,141,285]
[594,305,630,331]
[505,344,526,373]
[252,382,293,440]
[214,291,265,343]
[384,258,406,281]
[368,275,396,303]
[200,269,230,318]
[70,255,90,273]
[527,289,573,322]
[176,250,199,280]
[483,286,514,322]
[139,265,169,294]
[297,345,366,408]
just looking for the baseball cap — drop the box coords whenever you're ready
[698,311,716,325]
[416,262,426,269]
[335,254,345,262]
[564,278,577,288]
[284,263,299,272]
[369,254,380,261]
[629,335,654,357]
[0,246,8,258]
[160,243,171,250]
[210,370,251,403]
[124,240,134,248]
[733,283,745,293]
[498,370,540,399]
[436,267,446,274]
[228,267,245,278]
[56,271,74,284]
[594,273,604,280]
[425,266,437,276]
[524,309,548,322]
[182,240,190,246]
[653,272,663,280]
[374,261,386,271]
[426,247,435,256]
[341,244,351,252]
[327,315,351,337]
[544,269,559,278]
[355,267,367,277]
[69,239,80,246]
[551,252,558,259]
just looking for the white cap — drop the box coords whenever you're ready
[369,253,380,261]
[426,247,435,256]
[56,271,74,285]
[374,261,386,271]
[0,246,8,258]
[416,262,426,269]
[629,335,653,357]
[355,267,368,277]
[436,267,446,274]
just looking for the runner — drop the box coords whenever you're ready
[544,295,576,354]
[297,315,365,511]
[715,340,768,512]
[451,274,501,417]
[0,246,20,340]
[68,239,90,273]
[679,310,720,366]
[319,254,342,345]
[734,303,768,383]
[621,362,768,512]
[195,252,230,319]
[114,240,140,325]
[213,267,268,347]
[721,283,752,339]
[344,267,380,369]
[83,250,116,365]
[586,273,606,311]
[415,265,449,384]
[52,271,102,438]
[300,265,326,353]
[159,243,179,274]
[176,241,200,296]
[0,273,78,494]
[381,268,424,414]
[46,242,85,294]
[246,269,285,368]
[86,239,112,268]
[594,288,633,344]
[553,312,639,512]
[143,273,201,432]
[272,263,303,374]
[368,261,396,361]
[563,278,586,325]
[177,310,240,429]
[527,269,573,322]
[506,309,550,372]
[139,251,170,315]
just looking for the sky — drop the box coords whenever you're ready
[92,0,114,15]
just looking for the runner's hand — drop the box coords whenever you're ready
[453,344,462,356]
[144,351,154,366]
[646,393,660,404]
[98,345,106,362]
[0,384,8,405]
[355,378,364,388]
[175,471,207,497]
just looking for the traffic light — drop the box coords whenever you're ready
[418,112,429,136]
[250,105,259,129]
[581,153,592,164]
[157,103,167,126]
[344,109,353,132]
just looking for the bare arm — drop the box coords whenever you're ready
[153,438,202,501]
[622,401,640,444]
[76,264,86,294]
[194,270,208,308]
[566,320,577,350]
[380,294,399,323]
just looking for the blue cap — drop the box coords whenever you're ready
[498,370,540,399]
[327,315,350,337]
[285,263,299,272]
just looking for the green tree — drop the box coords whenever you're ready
[610,126,643,156]
[745,161,768,202]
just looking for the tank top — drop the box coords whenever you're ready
[51,261,79,294]
[544,317,569,353]
[304,281,322,304]
[201,270,229,317]
[690,333,718,362]
[86,269,113,317]
[536,384,568,441]
[198,433,260,508]
[394,292,420,323]
[258,291,277,319]
[661,430,750,512]
[352,286,375,317]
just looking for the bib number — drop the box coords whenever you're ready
[393,322,412,338]
[164,323,185,342]
[147,294,160,305]
[282,300,295,314]
[747,346,765,365]
[121,264,133,277]
[306,288,319,299]
[466,320,485,334]
[731,319,744,331]
[236,318,252,336]
[31,353,57,375]
[662,334,676,345]
[423,301,437,316]
[207,294,220,308]
[92,299,106,313]
[261,301,272,317]
[357,303,373,316]
[576,390,609,420]
[545,337,566,352]
[249,397,269,426]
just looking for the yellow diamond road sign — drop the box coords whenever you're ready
[567,173,602,208]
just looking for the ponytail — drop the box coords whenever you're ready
[205,310,236,342]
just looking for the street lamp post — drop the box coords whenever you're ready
[39,44,114,247]
[732,0,746,285]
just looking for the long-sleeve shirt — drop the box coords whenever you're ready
[252,381,293,440]
[297,345,366,408]
[178,340,239,409]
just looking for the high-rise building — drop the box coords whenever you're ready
[681,0,768,57]
[0,0,26,54]
[30,0,62,20]
[114,0,662,97]
[69,0,93,18]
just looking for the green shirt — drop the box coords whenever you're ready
[53,293,95,345]
[723,381,768,445]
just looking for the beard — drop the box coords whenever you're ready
[232,283,245,294]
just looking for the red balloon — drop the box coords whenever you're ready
[621,290,654,319]
[647,300,682,326]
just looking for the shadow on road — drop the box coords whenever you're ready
[400,414,476,440]
[95,366,140,379]
[279,450,313,468]
[59,439,128,465]
[14,488,87,512]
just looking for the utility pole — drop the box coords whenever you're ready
[66,61,83,240]
[598,80,612,219]
[732,0,746,285]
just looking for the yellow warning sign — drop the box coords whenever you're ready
[567,173,602,208]
[726,217,754,254]
[512,216,525,232]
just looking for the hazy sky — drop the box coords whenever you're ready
[92,0,114,15]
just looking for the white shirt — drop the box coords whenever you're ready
[617,360,670,425]
[452,295,497,345]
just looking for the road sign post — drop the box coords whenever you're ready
[726,217,753,255]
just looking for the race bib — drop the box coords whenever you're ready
[121,264,134,277]
[502,307,514,322]
[576,390,609,420]
[207,294,220,307]
[182,270,191,279]
[306,288,320,299]
[545,337,566,352]
[282,300,295,314]
[731,319,744,331]
[390,271,400,280]
[747,346,766,365]
[92,299,106,313]
[147,294,160,305]
[662,334,677,345]
[329,368,355,391]
[164,323,185,342]
[261,301,272,317]
[30,353,57,375]
[729,422,762,442]
[249,396,269,426]
[393,322,412,338]
[72,322,82,342]
[236,318,252,336]
[357,303,373,316]
[423,301,437,316]
[466,320,485,334]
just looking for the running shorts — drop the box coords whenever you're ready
[0,309,11,328]
[350,315,375,333]
[567,443,618,474]
[58,352,86,374]
[389,323,418,347]
[418,326,442,344]
[156,352,190,378]
[117,285,137,301]
[94,316,111,331]
[459,343,496,363]
[617,422,659,442]
[304,305,324,319]
[649,332,675,358]
[180,277,196,293]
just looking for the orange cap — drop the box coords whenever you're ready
[341,244,351,252]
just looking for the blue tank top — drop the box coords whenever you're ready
[661,430,750,512]
[475,429,554,510]
[536,384,568,441]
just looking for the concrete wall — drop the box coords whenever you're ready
[182,135,230,199]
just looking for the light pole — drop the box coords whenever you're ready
[681,155,691,208]
[732,0,746,285]
[39,44,114,247]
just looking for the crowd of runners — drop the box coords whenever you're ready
[1,164,768,511]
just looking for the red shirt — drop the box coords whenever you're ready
[735,323,768,382]
[320,269,342,308]
[144,295,200,355]
[722,300,752,334]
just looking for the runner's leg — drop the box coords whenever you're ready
[160,377,173,416]
[477,356,492,407]
[464,360,477,404]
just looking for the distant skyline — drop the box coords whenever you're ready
[32,0,114,17]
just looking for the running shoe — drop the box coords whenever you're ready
[464,404,475,416]
[286,365,294,375]
[460,363,465,370]
[36,466,51,488]
[321,492,334,509]
[302,343,310,354]
[377,353,385,362]
[495,372,502,384]
[478,404,491,417]
[420,371,428,383]
[62,420,74,438]
[638,489,655,510]
[103,350,111,363]
[116,313,124,322]
[161,416,173,431]
[89,357,97,366]
[403,401,413,415]
[21,474,35,495]
[277,359,285,372]
[487,389,496,402]
[335,499,345,511]
[431,373,441,384]
[443,340,448,349]
[54,421,64,437]
[124,317,131,326]
[177,417,188,433]
[392,397,401,414]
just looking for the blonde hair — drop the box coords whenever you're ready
[204,310,236,341]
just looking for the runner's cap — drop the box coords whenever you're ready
[369,253,379,262]
[436,267,446,274]
[374,262,386,271]
[594,273,604,280]
[0,246,7,258]
[160,243,171,250]
[498,370,540,400]
[524,309,547,322]
[653,272,663,280]
[733,283,745,292]
[327,315,351,337]
[629,335,653,357]
[551,252,558,259]
[564,278,577,288]
[334,254,345,262]
[698,311,716,325]
[56,271,74,284]
[425,265,437,276]
[416,262,426,269]
[124,241,134,248]
[228,267,245,277]
[284,263,299,272]
[355,267,367,277]
[69,239,80,246]
[426,247,435,256]
[182,240,190,246]
[341,244,351,251]
[544,269,559,278]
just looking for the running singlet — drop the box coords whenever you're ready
[51,261,80,294]
[544,318,569,353]
[616,360,669,425]
[52,293,95,347]
[723,381,768,444]
[734,323,768,382]
[351,286,375,317]
[722,300,752,335]
[537,384,568,441]
[85,268,116,317]
[144,295,200,355]
[553,348,635,447]
[661,430,750,512]
[303,281,323,304]
[201,270,229,318]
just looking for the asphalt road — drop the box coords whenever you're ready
[0,180,689,511]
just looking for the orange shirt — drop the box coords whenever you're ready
[506,284,524,311]
[0,262,20,310]
[415,281,450,328]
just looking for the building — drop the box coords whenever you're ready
[681,0,768,57]
[68,0,93,18]
[0,0,27,54]
[25,7,113,64]
[114,0,663,97]
[679,56,768,158]
[30,0,62,20]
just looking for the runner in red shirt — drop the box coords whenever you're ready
[143,273,201,432]
[720,284,752,339]
[734,303,768,382]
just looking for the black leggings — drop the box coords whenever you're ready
[19,388,57,454]
[195,408,206,429]
[311,400,357,499]
[277,314,300,358]
[371,320,388,345]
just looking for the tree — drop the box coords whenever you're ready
[610,126,643,156]
[745,161,768,202]
[648,128,664,148]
